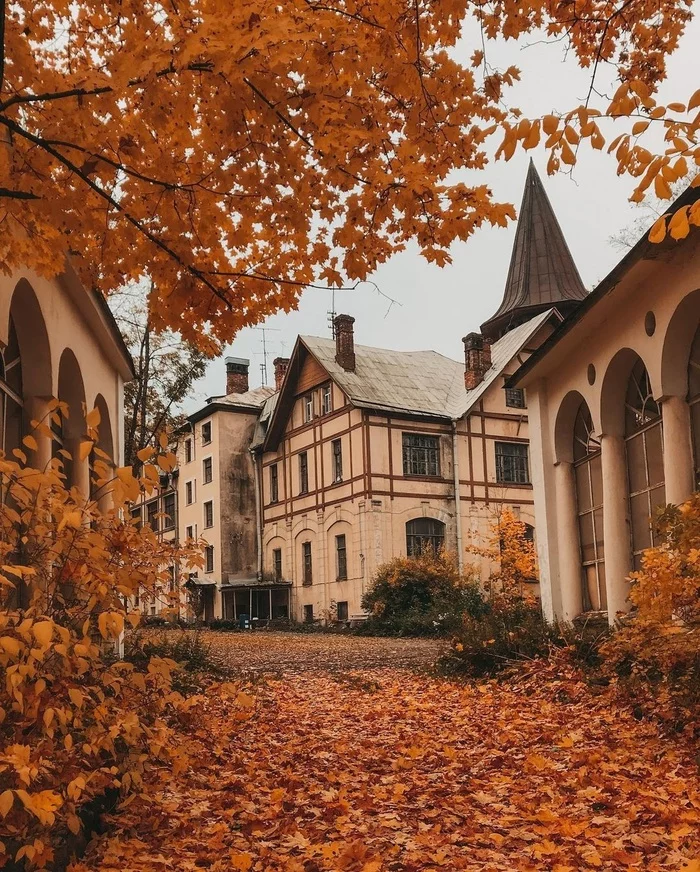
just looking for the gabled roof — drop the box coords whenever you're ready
[508,179,700,389]
[481,161,588,340]
[262,310,557,451]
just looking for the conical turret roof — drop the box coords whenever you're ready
[481,161,587,340]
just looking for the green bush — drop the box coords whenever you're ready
[361,550,485,636]
[125,630,228,693]
[208,618,239,631]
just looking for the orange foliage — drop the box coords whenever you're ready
[0,0,696,342]
[468,508,538,599]
[70,634,700,872]
[0,414,215,868]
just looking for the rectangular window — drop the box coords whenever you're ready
[332,439,343,483]
[185,481,194,505]
[163,492,176,530]
[337,601,349,622]
[303,604,314,623]
[203,457,213,484]
[336,534,347,580]
[302,541,312,585]
[273,548,282,582]
[270,463,279,503]
[303,394,313,423]
[184,438,193,463]
[131,506,142,529]
[299,451,309,494]
[201,421,212,445]
[495,442,530,484]
[321,384,332,415]
[168,565,176,593]
[186,525,194,540]
[402,433,440,477]
[146,499,159,532]
[204,500,214,528]
[205,545,214,573]
[505,387,526,409]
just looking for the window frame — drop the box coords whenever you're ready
[204,545,214,573]
[495,441,530,484]
[332,438,343,483]
[337,601,349,622]
[203,500,214,529]
[273,548,282,582]
[186,525,194,541]
[299,451,309,494]
[406,517,445,557]
[302,541,312,585]
[321,384,332,416]
[270,463,279,503]
[162,492,176,530]
[402,433,441,478]
[146,499,159,532]
[335,533,348,580]
[185,480,195,505]
[203,456,213,484]
[505,387,526,409]
[184,438,193,463]
[201,421,212,445]
[303,393,314,424]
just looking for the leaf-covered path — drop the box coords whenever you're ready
[78,633,700,872]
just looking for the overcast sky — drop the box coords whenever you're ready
[188,13,700,408]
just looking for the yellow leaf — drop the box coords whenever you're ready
[68,688,84,709]
[0,791,13,818]
[649,215,668,244]
[230,853,253,872]
[560,141,575,166]
[0,637,20,657]
[667,101,686,113]
[542,114,558,134]
[631,120,650,135]
[22,435,38,452]
[85,406,101,429]
[689,89,700,112]
[79,440,94,462]
[669,206,691,240]
[137,446,155,462]
[67,813,81,835]
[32,621,54,648]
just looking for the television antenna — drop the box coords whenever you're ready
[251,326,280,385]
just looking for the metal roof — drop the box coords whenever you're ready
[481,161,587,340]
[300,309,555,421]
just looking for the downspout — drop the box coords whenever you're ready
[452,420,464,574]
[250,448,263,581]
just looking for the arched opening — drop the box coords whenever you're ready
[625,358,665,569]
[687,325,700,487]
[573,400,605,611]
[57,349,87,489]
[0,315,23,456]
[91,394,114,505]
[406,517,445,556]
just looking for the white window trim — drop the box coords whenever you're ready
[202,455,213,484]
[185,480,196,505]
[201,420,213,445]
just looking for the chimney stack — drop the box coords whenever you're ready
[334,314,356,372]
[226,357,249,394]
[273,357,290,391]
[462,333,492,390]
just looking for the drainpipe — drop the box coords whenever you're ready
[250,448,263,580]
[452,420,464,574]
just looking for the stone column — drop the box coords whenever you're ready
[554,461,583,621]
[601,434,631,623]
[24,396,53,470]
[661,395,694,505]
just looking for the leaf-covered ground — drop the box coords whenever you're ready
[77,633,700,872]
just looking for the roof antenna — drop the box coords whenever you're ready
[327,287,337,338]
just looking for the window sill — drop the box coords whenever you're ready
[302,581,313,587]
[495,480,532,487]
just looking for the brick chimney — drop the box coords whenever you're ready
[334,314,356,372]
[226,357,249,394]
[463,332,492,390]
[273,357,290,391]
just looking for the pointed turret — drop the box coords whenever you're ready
[481,161,587,341]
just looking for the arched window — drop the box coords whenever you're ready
[687,325,700,487]
[625,359,665,569]
[406,518,445,556]
[0,316,23,456]
[573,401,605,611]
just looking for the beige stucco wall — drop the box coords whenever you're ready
[0,266,130,473]
[519,233,700,624]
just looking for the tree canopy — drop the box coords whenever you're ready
[0,0,697,344]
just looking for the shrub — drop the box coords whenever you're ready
[208,618,239,632]
[599,496,700,740]
[361,549,485,636]
[0,410,205,868]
